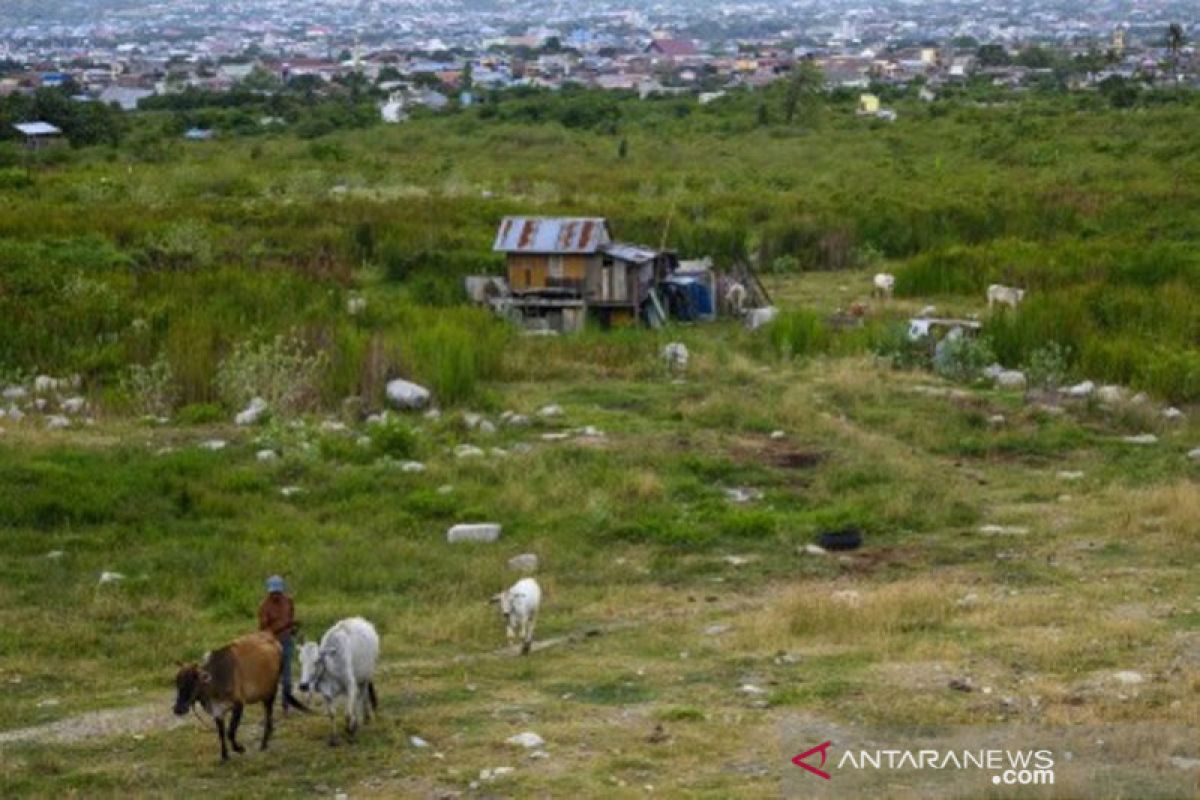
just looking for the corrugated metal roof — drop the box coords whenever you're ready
[601,242,659,263]
[13,121,61,136]
[493,217,611,254]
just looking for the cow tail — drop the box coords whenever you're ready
[367,681,378,711]
[283,688,311,713]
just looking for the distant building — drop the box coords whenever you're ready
[857,93,880,114]
[13,121,63,149]
[98,85,154,110]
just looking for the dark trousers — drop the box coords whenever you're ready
[280,635,294,695]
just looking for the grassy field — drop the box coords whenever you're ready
[2,90,1200,797]
[1,269,1199,797]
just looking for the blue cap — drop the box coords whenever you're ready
[266,575,285,593]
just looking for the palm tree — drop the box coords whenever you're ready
[1167,23,1185,77]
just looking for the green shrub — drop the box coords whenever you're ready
[1024,342,1071,390]
[932,335,996,383]
[764,310,830,360]
[175,403,224,424]
[215,334,329,412]
[872,321,932,371]
[370,420,417,459]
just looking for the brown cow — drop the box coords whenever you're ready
[173,631,308,761]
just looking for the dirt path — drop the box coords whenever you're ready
[0,703,189,746]
[1,593,768,748]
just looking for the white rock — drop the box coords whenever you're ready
[1169,756,1200,771]
[6,405,23,422]
[463,412,483,428]
[33,375,59,394]
[917,305,937,317]
[98,571,125,585]
[662,342,689,371]
[995,370,1027,389]
[1162,407,1185,421]
[480,767,514,781]
[199,439,226,451]
[1187,448,1200,461]
[1122,434,1158,445]
[831,589,862,607]
[744,306,778,330]
[46,550,64,559]
[769,430,786,440]
[510,442,534,454]
[1065,380,1095,399]
[385,379,431,411]
[987,414,1006,427]
[409,735,429,748]
[505,414,531,427]
[506,732,545,749]
[478,420,497,435]
[61,396,86,415]
[454,444,485,458]
[1112,670,1144,685]
[436,484,454,495]
[978,525,1030,535]
[508,553,539,573]
[235,397,268,426]
[537,404,563,418]
[399,460,426,473]
[541,432,570,442]
[34,398,46,411]
[704,624,730,636]
[1130,392,1149,405]
[446,523,501,544]
[365,412,387,426]
[423,408,441,420]
[723,487,762,504]
[256,449,278,462]
[739,684,768,696]
[489,447,508,458]
[1096,385,1126,404]
[1056,471,1084,481]
[576,425,604,438]
[800,544,828,556]
[3,385,28,401]
[982,363,1004,380]
[280,486,304,497]
[320,420,347,433]
[346,296,367,316]
[356,436,372,448]
[45,415,70,430]
[723,555,756,567]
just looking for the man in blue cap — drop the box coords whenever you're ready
[258,574,296,711]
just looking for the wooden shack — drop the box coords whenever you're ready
[492,216,677,331]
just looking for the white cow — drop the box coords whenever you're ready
[873,273,896,298]
[298,617,380,744]
[492,577,542,655]
[987,284,1025,310]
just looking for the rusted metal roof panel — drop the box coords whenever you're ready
[493,216,611,254]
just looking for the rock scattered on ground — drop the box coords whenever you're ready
[235,397,268,426]
[386,379,431,411]
[447,523,501,544]
[1122,434,1157,445]
[506,731,545,749]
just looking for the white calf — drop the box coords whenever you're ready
[492,577,542,655]
[987,284,1025,310]
[873,273,895,298]
[298,617,379,744]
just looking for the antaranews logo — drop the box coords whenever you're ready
[791,740,1055,787]
[791,741,833,780]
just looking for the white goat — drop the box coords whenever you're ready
[298,617,379,745]
[987,284,1025,310]
[492,577,542,655]
[872,273,896,298]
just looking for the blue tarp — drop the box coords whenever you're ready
[661,276,713,321]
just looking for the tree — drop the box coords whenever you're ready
[1167,23,1186,74]
[756,101,770,126]
[976,44,1011,67]
[782,60,824,126]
